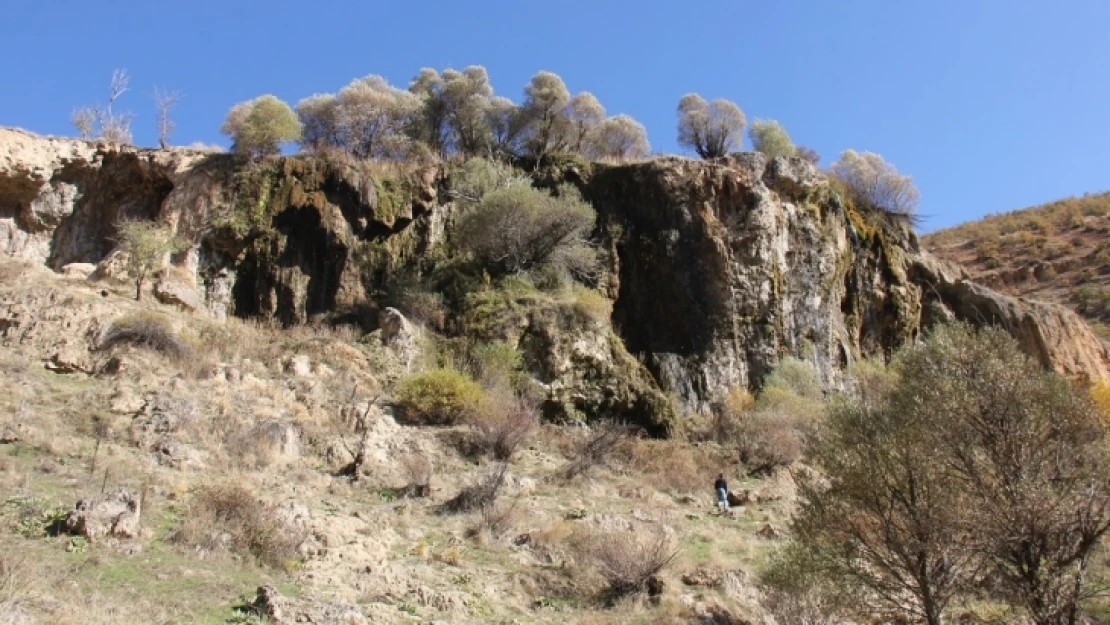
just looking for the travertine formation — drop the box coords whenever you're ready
[2,126,1106,429]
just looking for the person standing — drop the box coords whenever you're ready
[715,473,729,512]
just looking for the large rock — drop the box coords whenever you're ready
[580,154,1110,411]
[65,489,142,540]
[251,585,368,625]
[153,278,204,312]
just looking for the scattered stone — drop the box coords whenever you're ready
[378,307,419,370]
[251,585,368,625]
[153,278,203,312]
[284,354,312,377]
[45,346,90,374]
[726,490,751,507]
[90,249,130,282]
[65,489,142,541]
[682,567,724,588]
[757,523,782,540]
[647,575,666,597]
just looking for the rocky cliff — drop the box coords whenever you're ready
[3,127,1107,430]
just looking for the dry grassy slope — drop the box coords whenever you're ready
[0,257,790,625]
[923,192,1110,337]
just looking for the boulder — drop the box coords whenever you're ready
[251,585,368,625]
[65,489,142,540]
[45,345,91,374]
[682,567,724,588]
[378,307,419,371]
[60,262,96,279]
[153,278,204,312]
[90,249,130,282]
[726,490,751,507]
[283,354,312,377]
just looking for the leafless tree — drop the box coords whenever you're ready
[560,421,634,481]
[677,93,745,159]
[152,86,183,149]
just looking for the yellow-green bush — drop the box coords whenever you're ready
[395,368,484,425]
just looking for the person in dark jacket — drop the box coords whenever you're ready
[715,473,729,511]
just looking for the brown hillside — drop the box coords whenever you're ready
[924,192,1110,338]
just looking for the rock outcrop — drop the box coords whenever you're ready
[65,489,142,541]
[3,127,1108,428]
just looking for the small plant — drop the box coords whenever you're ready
[471,389,540,461]
[440,462,508,514]
[400,453,433,497]
[395,369,484,426]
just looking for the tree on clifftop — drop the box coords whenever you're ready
[676,94,745,159]
[830,150,919,216]
[221,95,302,157]
[748,119,795,159]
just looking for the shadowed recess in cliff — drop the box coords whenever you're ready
[46,153,176,268]
[232,204,350,325]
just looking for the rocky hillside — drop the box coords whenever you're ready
[924,192,1110,338]
[3,126,1109,419]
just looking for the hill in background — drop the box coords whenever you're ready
[924,192,1110,339]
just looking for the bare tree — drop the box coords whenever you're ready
[99,69,133,143]
[677,93,745,159]
[71,68,133,143]
[71,108,96,140]
[560,421,633,481]
[152,87,183,149]
[830,150,919,216]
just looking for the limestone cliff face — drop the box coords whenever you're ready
[3,127,1107,428]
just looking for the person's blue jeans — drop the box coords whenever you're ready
[716,487,728,510]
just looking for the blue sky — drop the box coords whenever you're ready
[2,0,1107,232]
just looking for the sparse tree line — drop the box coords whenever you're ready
[71,67,921,217]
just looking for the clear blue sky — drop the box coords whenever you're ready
[3,0,1107,232]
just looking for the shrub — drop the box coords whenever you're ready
[560,421,634,481]
[395,369,484,426]
[471,389,540,461]
[440,462,508,514]
[578,528,677,600]
[99,312,190,361]
[830,149,919,217]
[748,119,795,159]
[221,95,302,157]
[676,94,745,159]
[173,485,305,569]
[447,158,529,207]
[455,183,598,279]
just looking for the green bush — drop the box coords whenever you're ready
[395,369,484,425]
[455,183,597,279]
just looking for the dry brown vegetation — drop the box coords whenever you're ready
[173,484,306,569]
[924,191,1110,335]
